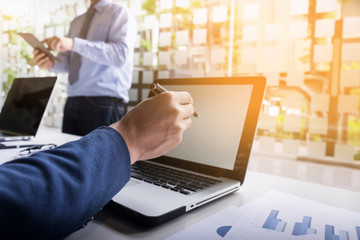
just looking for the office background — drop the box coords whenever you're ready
[0,0,359,191]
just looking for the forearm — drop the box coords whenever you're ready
[72,38,130,67]
[0,127,131,239]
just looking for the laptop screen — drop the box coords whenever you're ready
[0,77,57,136]
[165,84,253,170]
[150,77,266,183]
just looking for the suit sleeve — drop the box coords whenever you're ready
[0,126,131,240]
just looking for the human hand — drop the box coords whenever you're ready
[32,49,54,70]
[42,36,74,52]
[110,92,194,164]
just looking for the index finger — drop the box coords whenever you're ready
[173,91,193,105]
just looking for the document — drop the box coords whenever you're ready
[223,191,360,240]
[167,205,249,240]
[168,191,360,239]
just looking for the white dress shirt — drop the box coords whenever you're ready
[52,0,137,102]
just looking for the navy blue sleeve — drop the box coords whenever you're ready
[0,126,131,239]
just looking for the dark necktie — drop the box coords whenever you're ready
[68,6,96,85]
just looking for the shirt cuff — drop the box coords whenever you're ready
[72,37,86,55]
[72,37,100,62]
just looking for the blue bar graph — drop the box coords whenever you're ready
[262,210,287,232]
[325,225,350,240]
[292,216,317,236]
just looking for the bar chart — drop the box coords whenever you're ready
[292,216,317,236]
[261,209,360,240]
[262,210,287,232]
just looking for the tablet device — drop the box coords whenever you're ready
[18,33,60,62]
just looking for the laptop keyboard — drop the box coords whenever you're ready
[131,161,222,195]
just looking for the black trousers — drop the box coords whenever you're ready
[62,96,125,136]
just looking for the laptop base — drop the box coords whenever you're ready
[104,201,186,227]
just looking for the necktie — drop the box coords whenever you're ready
[68,6,96,85]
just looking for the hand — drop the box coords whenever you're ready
[110,92,194,164]
[42,36,74,52]
[32,49,54,70]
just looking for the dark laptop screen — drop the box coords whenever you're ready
[0,77,56,136]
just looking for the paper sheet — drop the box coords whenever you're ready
[176,0,190,8]
[193,8,208,25]
[259,136,275,152]
[285,93,303,109]
[290,0,309,15]
[223,190,360,240]
[283,115,302,133]
[343,17,360,38]
[342,43,360,62]
[159,13,172,28]
[340,70,360,88]
[309,117,328,135]
[159,31,172,47]
[158,51,171,67]
[144,15,156,30]
[258,115,277,131]
[242,47,258,65]
[313,45,333,62]
[315,19,335,38]
[242,25,259,42]
[243,3,260,20]
[265,24,283,41]
[212,6,228,23]
[211,48,226,64]
[310,94,330,112]
[176,30,189,46]
[316,0,336,13]
[193,28,207,44]
[143,52,154,66]
[282,139,300,155]
[142,71,154,84]
[135,34,140,48]
[338,95,359,113]
[132,71,139,84]
[160,0,173,10]
[307,141,326,158]
[129,89,138,101]
[157,70,170,79]
[133,52,140,66]
[264,72,279,86]
[286,71,304,87]
[167,205,249,240]
[334,144,355,162]
[175,50,188,66]
[142,89,150,101]
[289,21,308,39]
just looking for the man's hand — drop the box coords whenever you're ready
[32,49,54,70]
[110,92,194,164]
[42,36,74,52]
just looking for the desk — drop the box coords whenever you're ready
[66,170,360,240]
[1,129,359,239]
[0,127,80,165]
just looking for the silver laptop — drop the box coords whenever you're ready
[108,76,266,226]
[0,77,57,141]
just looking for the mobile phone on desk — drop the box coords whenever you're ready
[18,32,60,62]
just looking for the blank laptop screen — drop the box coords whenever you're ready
[161,84,253,170]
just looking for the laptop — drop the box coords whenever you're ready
[0,77,57,141]
[108,76,266,227]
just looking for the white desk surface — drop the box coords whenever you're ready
[66,168,360,240]
[1,129,359,240]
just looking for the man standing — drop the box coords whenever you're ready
[33,0,137,136]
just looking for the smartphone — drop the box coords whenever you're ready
[18,32,60,62]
